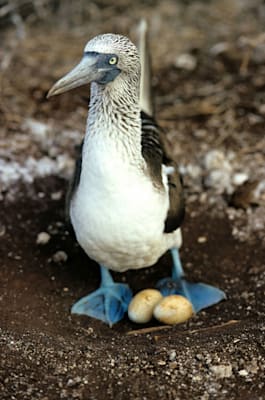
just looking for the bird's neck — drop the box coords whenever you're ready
[83,78,143,165]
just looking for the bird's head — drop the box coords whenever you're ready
[47,34,140,98]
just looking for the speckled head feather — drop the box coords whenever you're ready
[84,34,141,78]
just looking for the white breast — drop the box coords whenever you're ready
[70,136,171,271]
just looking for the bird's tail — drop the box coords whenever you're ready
[136,19,154,117]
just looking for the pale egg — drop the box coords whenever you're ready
[128,289,163,324]
[153,295,193,325]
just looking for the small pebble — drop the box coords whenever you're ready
[169,350,176,361]
[209,41,230,56]
[36,232,51,245]
[128,289,163,324]
[175,53,197,71]
[232,173,248,186]
[52,250,68,264]
[210,364,233,379]
[197,236,207,243]
[238,369,248,377]
[51,191,63,201]
[153,295,193,325]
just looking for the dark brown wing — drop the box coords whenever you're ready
[163,159,185,233]
[141,111,185,233]
[141,111,163,187]
[65,140,83,225]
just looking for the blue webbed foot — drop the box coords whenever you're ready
[156,248,226,313]
[71,265,133,326]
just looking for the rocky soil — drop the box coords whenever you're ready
[0,1,265,399]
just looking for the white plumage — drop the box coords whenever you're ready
[70,128,180,271]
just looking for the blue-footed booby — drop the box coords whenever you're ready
[47,23,226,326]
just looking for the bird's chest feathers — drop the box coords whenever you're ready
[70,136,168,255]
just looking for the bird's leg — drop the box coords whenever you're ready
[156,248,226,313]
[71,265,132,326]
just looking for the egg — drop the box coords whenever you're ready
[128,289,163,324]
[153,295,193,325]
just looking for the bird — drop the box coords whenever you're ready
[47,22,226,326]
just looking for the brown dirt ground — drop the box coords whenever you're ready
[0,179,264,399]
[1,1,265,399]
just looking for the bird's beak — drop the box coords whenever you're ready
[47,54,99,98]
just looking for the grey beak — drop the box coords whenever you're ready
[47,54,99,98]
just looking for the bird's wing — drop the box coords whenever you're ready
[65,140,83,225]
[138,20,185,234]
[141,111,185,233]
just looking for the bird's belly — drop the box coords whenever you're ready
[70,162,169,271]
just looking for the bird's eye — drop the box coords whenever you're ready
[109,56,118,65]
